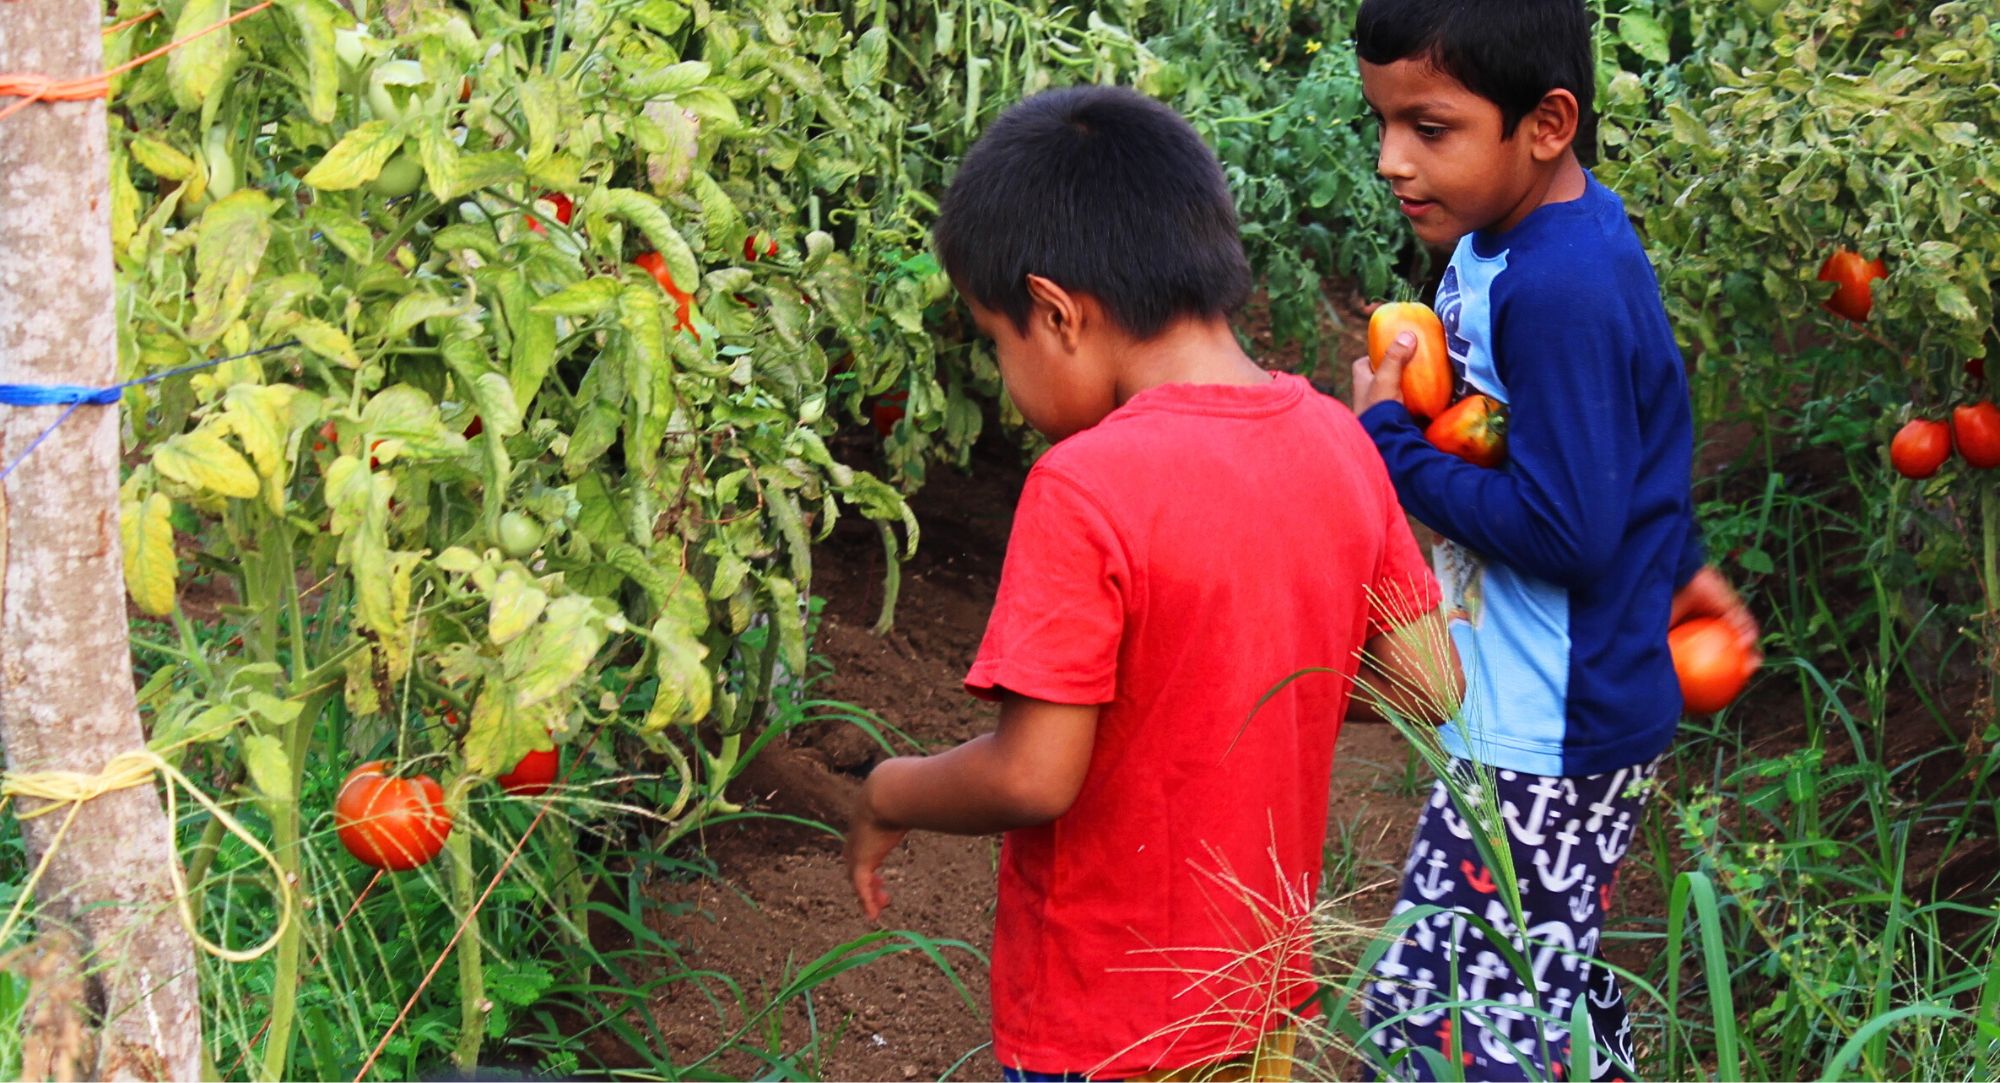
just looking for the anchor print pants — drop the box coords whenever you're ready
[1362,757,1660,1082]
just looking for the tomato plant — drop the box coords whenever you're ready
[1954,403,2000,470]
[1816,248,1888,324]
[1425,394,1507,468]
[1669,617,1760,714]
[334,762,453,871]
[1890,418,1951,479]
[1368,302,1454,420]
[522,191,573,234]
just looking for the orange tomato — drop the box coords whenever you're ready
[1368,302,1454,420]
[1424,394,1507,468]
[1668,618,1759,714]
[334,761,453,871]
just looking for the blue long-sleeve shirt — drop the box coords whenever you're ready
[1362,173,1704,777]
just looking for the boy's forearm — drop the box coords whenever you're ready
[861,737,1061,836]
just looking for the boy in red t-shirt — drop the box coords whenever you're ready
[842,85,1458,1081]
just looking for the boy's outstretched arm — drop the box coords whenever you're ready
[844,692,1099,920]
[1347,611,1464,725]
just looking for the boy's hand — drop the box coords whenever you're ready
[1351,330,1417,415]
[1671,564,1762,660]
[844,768,909,921]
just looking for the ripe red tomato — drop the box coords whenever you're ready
[368,438,385,470]
[1817,248,1888,323]
[634,251,700,340]
[524,191,574,234]
[1368,302,1454,420]
[496,745,560,796]
[1889,418,1951,479]
[1668,618,1759,714]
[463,415,483,439]
[1423,394,1507,468]
[1953,402,2000,469]
[313,418,336,453]
[872,389,908,438]
[1968,357,1987,385]
[742,233,779,262]
[334,761,453,871]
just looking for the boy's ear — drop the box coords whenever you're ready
[1024,273,1086,351]
[1527,87,1581,162]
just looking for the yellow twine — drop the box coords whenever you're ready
[0,748,292,965]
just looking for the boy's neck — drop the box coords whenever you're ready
[1492,151,1588,238]
[1110,316,1268,404]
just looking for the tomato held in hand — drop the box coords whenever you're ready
[1424,394,1507,468]
[334,761,453,871]
[1889,418,1951,479]
[1668,618,1759,714]
[1368,302,1454,420]
[1817,248,1888,323]
[1954,402,2000,469]
[496,745,560,796]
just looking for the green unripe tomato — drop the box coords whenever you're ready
[370,153,424,198]
[497,512,543,558]
[367,59,438,124]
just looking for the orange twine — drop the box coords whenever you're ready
[0,0,274,123]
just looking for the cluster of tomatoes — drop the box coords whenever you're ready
[1820,247,1999,482]
[1367,302,1507,468]
[332,737,560,872]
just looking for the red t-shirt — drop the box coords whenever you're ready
[965,373,1439,1077]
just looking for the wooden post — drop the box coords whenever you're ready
[0,1,206,1078]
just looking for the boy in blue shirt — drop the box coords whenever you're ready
[1346,1,1759,1079]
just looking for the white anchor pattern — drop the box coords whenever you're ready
[1363,758,1660,1082]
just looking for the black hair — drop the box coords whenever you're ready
[932,85,1252,340]
[1354,0,1597,164]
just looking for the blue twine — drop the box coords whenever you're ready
[0,340,299,484]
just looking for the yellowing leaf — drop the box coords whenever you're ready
[166,0,234,109]
[301,120,405,190]
[154,429,260,499]
[293,318,363,369]
[241,733,293,809]
[121,493,177,616]
[188,192,278,345]
[488,567,548,645]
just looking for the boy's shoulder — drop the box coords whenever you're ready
[1472,175,1657,309]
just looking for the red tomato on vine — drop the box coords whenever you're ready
[1817,248,1888,323]
[1953,402,2000,469]
[872,389,908,438]
[1889,418,1951,479]
[334,761,453,871]
[496,745,560,796]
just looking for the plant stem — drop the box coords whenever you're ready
[448,824,485,1070]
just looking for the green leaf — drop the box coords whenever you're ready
[532,277,623,317]
[488,567,549,645]
[843,27,889,92]
[598,189,700,294]
[189,191,278,344]
[129,136,198,181]
[293,318,363,369]
[462,690,552,779]
[381,291,469,340]
[632,60,711,98]
[274,0,347,124]
[121,493,177,617]
[154,428,260,499]
[518,75,563,169]
[1617,12,1671,65]
[505,596,607,708]
[241,733,293,807]
[301,121,405,190]
[469,372,524,439]
[166,0,235,109]
[305,204,374,264]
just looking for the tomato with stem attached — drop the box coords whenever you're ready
[1668,618,1759,714]
[334,761,453,871]
[1368,302,1454,420]
[1889,418,1951,479]
[1424,394,1507,468]
[634,251,699,340]
[1817,248,1888,323]
[1953,402,2000,469]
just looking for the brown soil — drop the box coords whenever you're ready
[643,307,1433,1080]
